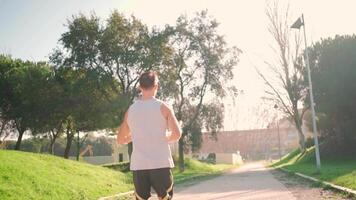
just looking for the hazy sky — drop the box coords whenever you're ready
[1,0,356,130]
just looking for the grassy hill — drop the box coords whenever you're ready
[173,157,233,184]
[0,150,133,200]
[271,147,356,190]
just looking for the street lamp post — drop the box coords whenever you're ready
[291,14,321,170]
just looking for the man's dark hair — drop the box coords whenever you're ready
[139,71,158,90]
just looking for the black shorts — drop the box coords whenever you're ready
[132,168,173,200]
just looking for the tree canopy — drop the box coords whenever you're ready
[307,35,356,155]
[164,10,240,170]
[1,10,241,168]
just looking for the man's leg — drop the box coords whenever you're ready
[133,170,151,200]
[149,168,173,200]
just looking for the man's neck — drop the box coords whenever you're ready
[141,94,155,100]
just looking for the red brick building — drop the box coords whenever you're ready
[198,119,312,160]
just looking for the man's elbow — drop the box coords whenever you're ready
[172,130,182,141]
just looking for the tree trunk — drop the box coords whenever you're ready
[15,130,25,150]
[0,121,6,148]
[76,130,80,161]
[178,137,185,172]
[296,124,306,152]
[49,138,56,155]
[293,107,306,152]
[0,120,6,138]
[48,130,58,155]
[64,129,73,159]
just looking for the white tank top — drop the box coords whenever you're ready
[127,97,174,170]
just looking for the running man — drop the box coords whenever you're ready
[117,71,182,200]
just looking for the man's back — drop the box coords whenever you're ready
[127,97,174,170]
[117,71,181,199]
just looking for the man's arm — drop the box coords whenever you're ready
[117,112,132,145]
[161,104,181,142]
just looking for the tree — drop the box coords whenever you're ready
[0,56,52,150]
[0,55,15,148]
[51,11,171,157]
[53,67,122,158]
[257,3,308,151]
[34,67,67,154]
[165,11,240,171]
[307,35,356,155]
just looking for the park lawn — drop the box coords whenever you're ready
[172,158,235,185]
[0,150,133,200]
[0,150,236,200]
[271,147,356,190]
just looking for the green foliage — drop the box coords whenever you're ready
[51,10,240,163]
[51,10,170,101]
[51,11,172,157]
[6,136,115,157]
[54,67,123,132]
[307,35,356,155]
[164,10,240,164]
[0,150,133,200]
[0,55,124,153]
[3,9,240,163]
[0,55,53,149]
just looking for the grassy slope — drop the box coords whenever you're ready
[172,158,234,184]
[271,147,356,190]
[0,150,133,200]
[0,150,235,200]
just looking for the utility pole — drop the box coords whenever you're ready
[291,14,321,170]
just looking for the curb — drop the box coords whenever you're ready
[278,167,356,197]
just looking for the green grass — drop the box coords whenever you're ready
[0,150,236,200]
[271,147,356,190]
[0,150,133,200]
[172,158,235,185]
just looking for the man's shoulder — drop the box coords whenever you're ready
[156,99,171,109]
[128,100,140,112]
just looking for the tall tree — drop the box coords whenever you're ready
[165,11,240,171]
[53,67,122,158]
[0,56,52,150]
[34,67,66,154]
[0,55,14,147]
[307,35,356,155]
[257,3,308,151]
[50,11,171,156]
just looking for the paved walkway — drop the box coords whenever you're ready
[174,162,296,200]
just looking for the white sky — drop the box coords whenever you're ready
[1,0,356,130]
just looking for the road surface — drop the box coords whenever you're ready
[174,162,296,200]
